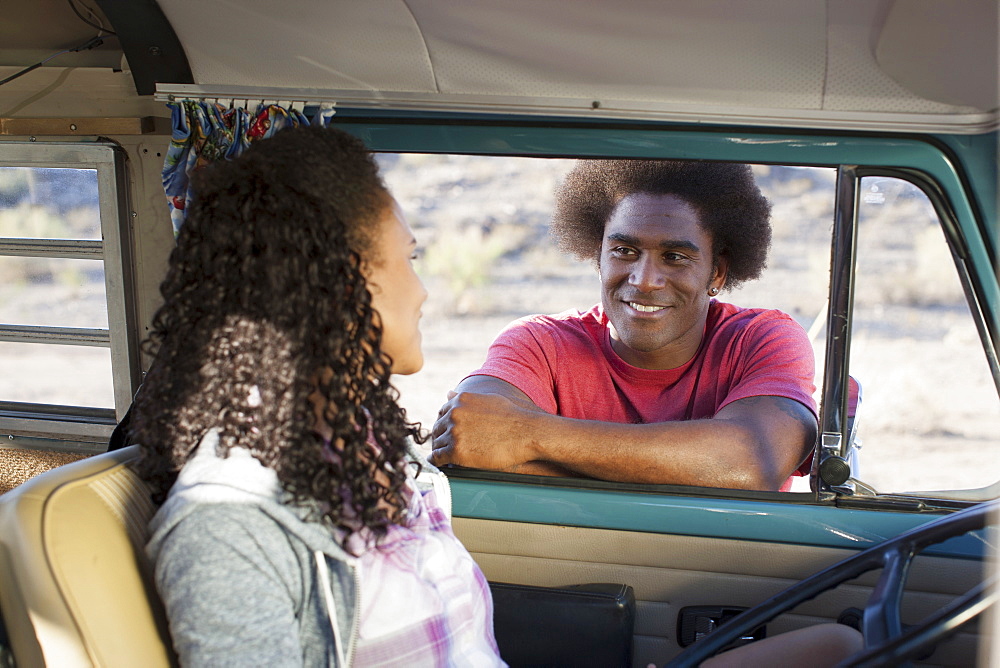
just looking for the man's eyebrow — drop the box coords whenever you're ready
[606,232,701,254]
[659,239,701,254]
[606,232,641,246]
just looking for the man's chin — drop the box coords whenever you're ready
[616,338,661,355]
[608,314,659,344]
[609,326,664,354]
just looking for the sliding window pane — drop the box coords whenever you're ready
[0,257,107,328]
[0,167,100,240]
[0,342,113,408]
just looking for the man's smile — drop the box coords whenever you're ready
[627,301,668,314]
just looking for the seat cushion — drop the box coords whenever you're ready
[0,446,174,667]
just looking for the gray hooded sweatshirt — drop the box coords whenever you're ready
[147,429,451,667]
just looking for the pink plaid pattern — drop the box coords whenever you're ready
[351,482,505,667]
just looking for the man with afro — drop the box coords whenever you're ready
[431,160,816,491]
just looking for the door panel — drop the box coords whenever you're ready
[453,518,983,666]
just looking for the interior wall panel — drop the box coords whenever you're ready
[454,517,983,666]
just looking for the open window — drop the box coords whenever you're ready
[374,148,998,504]
[380,153,838,493]
[0,142,139,454]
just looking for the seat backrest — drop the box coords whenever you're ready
[0,445,175,667]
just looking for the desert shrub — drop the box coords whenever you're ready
[420,222,529,314]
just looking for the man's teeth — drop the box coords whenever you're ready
[630,302,665,313]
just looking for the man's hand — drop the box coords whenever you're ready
[430,377,574,476]
[431,390,535,470]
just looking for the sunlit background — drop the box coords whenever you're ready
[2,158,997,494]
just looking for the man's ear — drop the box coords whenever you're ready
[711,253,729,292]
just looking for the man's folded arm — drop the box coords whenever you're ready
[431,377,816,491]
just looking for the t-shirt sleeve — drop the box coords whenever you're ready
[720,313,818,418]
[468,318,559,414]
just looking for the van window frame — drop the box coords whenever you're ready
[0,141,140,451]
[327,115,998,507]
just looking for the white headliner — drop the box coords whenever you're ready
[155,0,998,133]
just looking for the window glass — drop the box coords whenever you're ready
[0,167,101,240]
[0,342,114,407]
[0,165,114,410]
[0,257,107,328]
[850,176,1000,492]
[382,155,1000,495]
[729,165,836,406]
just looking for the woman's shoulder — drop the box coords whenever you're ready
[153,502,296,561]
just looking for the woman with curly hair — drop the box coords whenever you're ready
[136,125,503,666]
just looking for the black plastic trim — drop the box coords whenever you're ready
[0,602,14,668]
[822,167,859,446]
[0,401,116,422]
[93,0,193,95]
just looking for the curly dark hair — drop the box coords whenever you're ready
[552,160,772,290]
[132,125,422,545]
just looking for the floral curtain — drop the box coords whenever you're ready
[162,100,336,235]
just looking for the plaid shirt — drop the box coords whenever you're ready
[350,479,506,667]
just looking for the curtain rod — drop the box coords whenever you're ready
[155,84,344,108]
[163,98,322,113]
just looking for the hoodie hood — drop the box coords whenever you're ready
[147,428,352,563]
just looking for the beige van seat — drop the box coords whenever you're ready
[0,445,174,667]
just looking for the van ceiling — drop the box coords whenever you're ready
[1,0,122,70]
[2,0,997,133]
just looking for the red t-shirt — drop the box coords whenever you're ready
[472,300,817,482]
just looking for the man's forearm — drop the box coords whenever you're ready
[521,410,781,489]
[431,380,814,491]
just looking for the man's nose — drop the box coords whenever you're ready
[628,256,666,291]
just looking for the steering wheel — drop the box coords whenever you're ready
[665,500,998,667]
